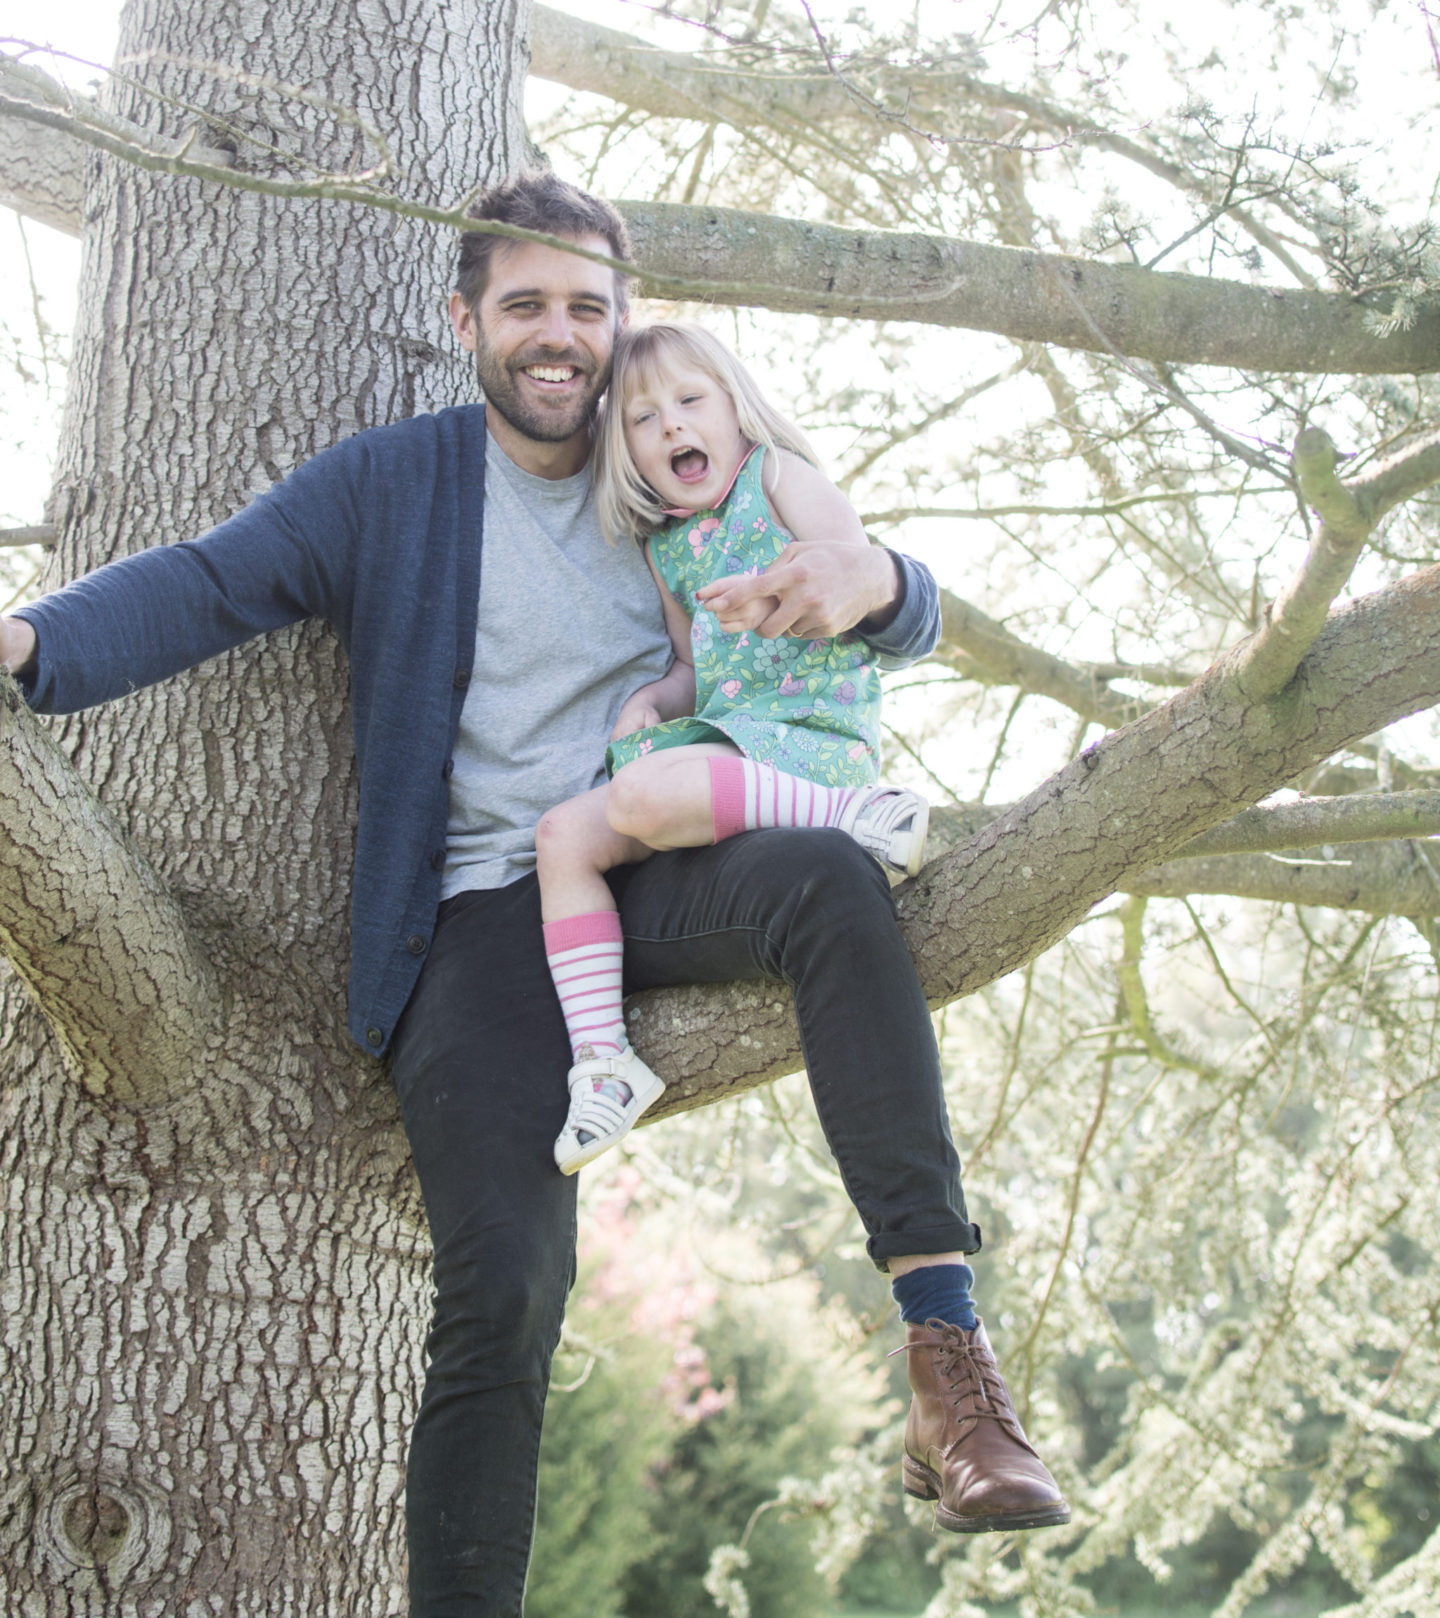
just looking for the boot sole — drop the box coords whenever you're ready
[902,1454,1071,1534]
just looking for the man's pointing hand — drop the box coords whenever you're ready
[695,541,903,642]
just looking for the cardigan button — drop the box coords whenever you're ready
[406,934,428,955]
[430,848,445,871]
[453,668,471,689]
[366,1027,383,1047]
[441,758,455,779]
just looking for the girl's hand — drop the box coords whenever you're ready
[707,591,780,635]
[611,698,663,740]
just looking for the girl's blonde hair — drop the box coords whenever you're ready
[594,321,821,544]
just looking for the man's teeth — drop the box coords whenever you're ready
[526,366,575,382]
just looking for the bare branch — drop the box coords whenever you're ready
[926,789,1440,862]
[1234,427,1440,698]
[1122,841,1440,918]
[621,201,1440,374]
[860,487,1286,526]
[934,589,1140,727]
[0,677,222,1101]
[1176,789,1440,856]
[0,526,56,548]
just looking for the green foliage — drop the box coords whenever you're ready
[619,1287,870,1618]
[527,1315,679,1618]
[528,1174,891,1618]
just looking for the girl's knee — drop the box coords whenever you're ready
[536,796,598,862]
[534,805,570,863]
[606,766,661,842]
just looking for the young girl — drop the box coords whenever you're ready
[537,322,930,1174]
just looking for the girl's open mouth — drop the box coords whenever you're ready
[670,447,709,483]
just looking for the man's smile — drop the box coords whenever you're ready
[522,364,582,387]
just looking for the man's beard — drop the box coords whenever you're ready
[471,337,611,445]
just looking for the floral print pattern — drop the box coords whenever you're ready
[607,445,882,786]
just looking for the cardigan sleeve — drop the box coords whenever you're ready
[15,438,364,716]
[863,550,941,672]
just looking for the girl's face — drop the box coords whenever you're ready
[622,360,749,510]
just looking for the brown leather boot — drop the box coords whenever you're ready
[899,1317,1071,1533]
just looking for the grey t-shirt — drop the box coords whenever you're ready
[442,431,672,897]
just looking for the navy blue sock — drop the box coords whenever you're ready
[891,1263,978,1331]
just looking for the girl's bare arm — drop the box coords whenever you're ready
[761,448,869,551]
[611,549,698,739]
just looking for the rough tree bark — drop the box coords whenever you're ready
[2,4,1439,1614]
[1,0,531,1612]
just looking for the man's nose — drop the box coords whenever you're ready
[537,305,575,347]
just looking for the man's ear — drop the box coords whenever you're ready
[448,292,478,352]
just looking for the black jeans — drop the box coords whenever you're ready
[389,828,978,1617]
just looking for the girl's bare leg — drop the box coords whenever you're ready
[535,783,653,922]
[604,742,742,850]
[609,742,930,878]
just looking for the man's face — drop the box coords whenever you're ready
[449,235,622,468]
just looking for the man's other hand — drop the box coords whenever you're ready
[0,617,37,677]
[695,543,901,641]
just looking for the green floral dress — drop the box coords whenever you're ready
[606,445,882,787]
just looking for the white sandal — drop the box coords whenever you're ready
[553,1046,665,1175]
[837,785,931,877]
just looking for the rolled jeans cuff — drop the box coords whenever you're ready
[867,1220,983,1274]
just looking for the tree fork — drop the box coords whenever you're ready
[1235,427,1440,699]
[0,676,221,1101]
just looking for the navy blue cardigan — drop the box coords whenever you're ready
[17,404,940,1055]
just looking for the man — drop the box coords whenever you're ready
[0,172,1067,1614]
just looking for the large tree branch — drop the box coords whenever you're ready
[0,678,221,1101]
[0,83,81,235]
[620,201,1440,374]
[1235,428,1440,698]
[927,789,1440,860]
[3,51,1437,374]
[635,567,1440,1118]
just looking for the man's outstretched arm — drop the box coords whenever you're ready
[0,438,369,714]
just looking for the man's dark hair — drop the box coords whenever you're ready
[455,170,633,315]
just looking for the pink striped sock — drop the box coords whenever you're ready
[543,911,628,1060]
[708,756,860,841]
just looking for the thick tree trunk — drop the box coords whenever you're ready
[0,1,530,1612]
